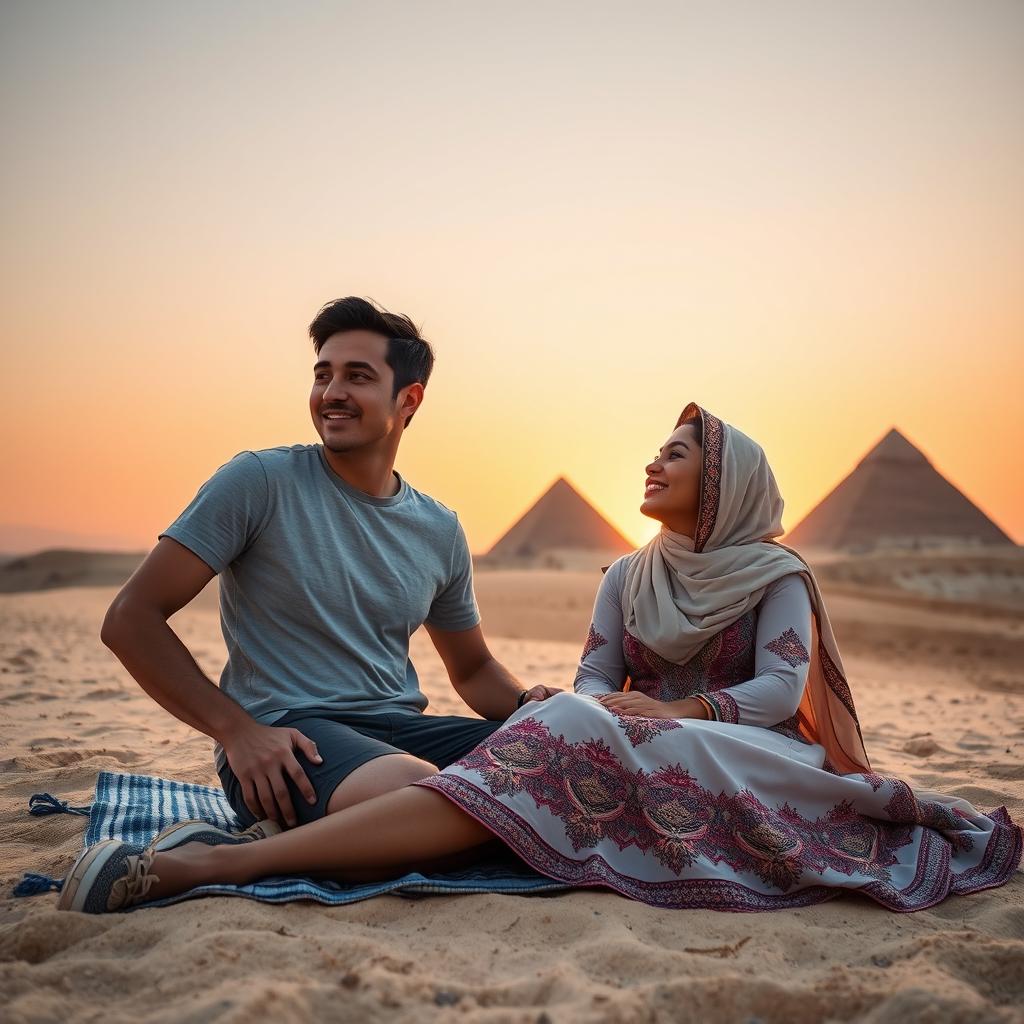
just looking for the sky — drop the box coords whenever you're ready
[2,0,1022,555]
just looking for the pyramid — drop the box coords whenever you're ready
[486,477,634,563]
[784,428,1014,551]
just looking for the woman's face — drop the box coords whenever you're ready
[640,422,702,531]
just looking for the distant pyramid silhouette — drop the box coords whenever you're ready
[785,428,1013,551]
[487,477,634,561]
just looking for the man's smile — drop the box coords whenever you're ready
[322,409,358,424]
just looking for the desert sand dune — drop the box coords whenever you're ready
[1,575,1022,1023]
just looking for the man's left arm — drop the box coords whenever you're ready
[424,517,560,718]
[424,623,559,720]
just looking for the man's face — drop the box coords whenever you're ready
[310,331,402,453]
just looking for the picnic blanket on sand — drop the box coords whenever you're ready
[12,770,571,909]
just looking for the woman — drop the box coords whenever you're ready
[57,403,1022,913]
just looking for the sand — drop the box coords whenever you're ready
[1,572,1022,1022]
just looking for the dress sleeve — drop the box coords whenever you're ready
[572,559,628,697]
[695,572,813,726]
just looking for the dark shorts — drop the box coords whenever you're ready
[217,707,505,828]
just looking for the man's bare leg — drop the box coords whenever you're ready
[146,785,502,900]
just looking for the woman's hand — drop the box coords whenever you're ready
[596,692,709,719]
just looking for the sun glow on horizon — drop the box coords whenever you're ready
[2,3,1021,554]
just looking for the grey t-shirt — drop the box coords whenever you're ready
[159,444,480,762]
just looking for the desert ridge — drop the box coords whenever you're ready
[0,564,1022,1021]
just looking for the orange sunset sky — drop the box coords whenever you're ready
[1,1,1022,556]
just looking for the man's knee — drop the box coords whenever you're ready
[325,752,438,814]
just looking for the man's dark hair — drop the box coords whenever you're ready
[307,296,434,428]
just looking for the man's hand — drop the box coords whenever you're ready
[596,692,709,719]
[221,722,323,827]
[519,684,563,705]
[425,622,556,719]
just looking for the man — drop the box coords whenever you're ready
[101,296,558,830]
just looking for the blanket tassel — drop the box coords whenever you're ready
[28,792,92,817]
[13,794,82,896]
[13,872,64,896]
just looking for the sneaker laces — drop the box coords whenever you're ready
[109,846,161,909]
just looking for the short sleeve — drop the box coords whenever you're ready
[424,516,481,631]
[158,451,271,574]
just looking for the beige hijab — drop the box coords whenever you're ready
[619,402,872,775]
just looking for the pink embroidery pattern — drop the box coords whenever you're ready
[416,768,1023,911]
[882,779,975,853]
[701,690,739,724]
[620,607,818,744]
[771,711,808,744]
[581,624,608,661]
[693,410,724,553]
[621,610,757,705]
[762,541,868,754]
[763,627,811,668]
[818,637,866,746]
[420,716,997,898]
[604,705,683,747]
[861,772,888,792]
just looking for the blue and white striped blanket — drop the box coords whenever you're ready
[13,770,571,909]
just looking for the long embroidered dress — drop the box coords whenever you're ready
[411,559,1022,911]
